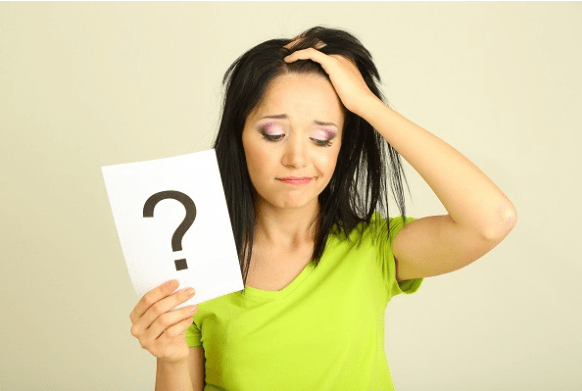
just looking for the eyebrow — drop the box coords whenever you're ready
[260,114,338,129]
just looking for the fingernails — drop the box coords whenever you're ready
[166,280,178,289]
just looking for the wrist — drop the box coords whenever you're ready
[351,93,383,118]
[158,356,189,366]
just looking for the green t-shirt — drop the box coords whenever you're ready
[186,212,423,390]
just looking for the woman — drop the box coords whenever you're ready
[130,26,517,390]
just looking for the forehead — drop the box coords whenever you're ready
[249,73,345,125]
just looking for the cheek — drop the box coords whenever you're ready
[316,149,340,175]
[244,140,272,177]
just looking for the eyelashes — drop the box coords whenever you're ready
[259,127,334,148]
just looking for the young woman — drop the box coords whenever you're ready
[130,26,517,391]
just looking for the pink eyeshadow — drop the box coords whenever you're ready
[260,121,336,139]
[263,121,283,135]
[311,128,337,140]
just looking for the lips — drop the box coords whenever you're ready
[278,177,313,185]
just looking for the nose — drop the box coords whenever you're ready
[281,133,308,169]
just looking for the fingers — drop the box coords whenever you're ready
[284,47,330,64]
[130,280,198,350]
[130,279,179,324]
[140,285,196,334]
[153,316,196,350]
[284,49,357,72]
[141,296,198,347]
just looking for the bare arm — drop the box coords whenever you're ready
[155,346,205,391]
[155,358,194,391]
[156,359,194,391]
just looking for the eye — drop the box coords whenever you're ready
[258,122,285,142]
[310,138,333,147]
[262,133,285,142]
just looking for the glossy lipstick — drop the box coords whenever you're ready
[278,177,313,185]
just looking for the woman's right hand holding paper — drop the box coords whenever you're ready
[129,279,198,363]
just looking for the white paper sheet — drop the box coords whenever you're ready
[101,149,243,310]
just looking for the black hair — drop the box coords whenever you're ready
[213,26,412,293]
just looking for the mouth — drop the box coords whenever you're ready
[277,177,313,185]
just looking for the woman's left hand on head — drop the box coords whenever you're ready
[283,47,379,116]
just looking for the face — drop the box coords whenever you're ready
[242,73,345,211]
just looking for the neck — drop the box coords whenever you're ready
[253,197,319,251]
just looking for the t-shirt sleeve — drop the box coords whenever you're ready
[186,317,202,347]
[374,213,423,299]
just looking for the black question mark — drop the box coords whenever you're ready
[143,190,197,271]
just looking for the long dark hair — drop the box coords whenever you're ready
[213,26,412,292]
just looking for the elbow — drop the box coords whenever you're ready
[483,204,517,241]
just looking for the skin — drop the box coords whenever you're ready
[241,73,345,251]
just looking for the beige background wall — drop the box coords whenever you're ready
[1,2,580,390]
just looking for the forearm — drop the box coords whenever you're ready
[155,359,194,391]
[356,97,516,240]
